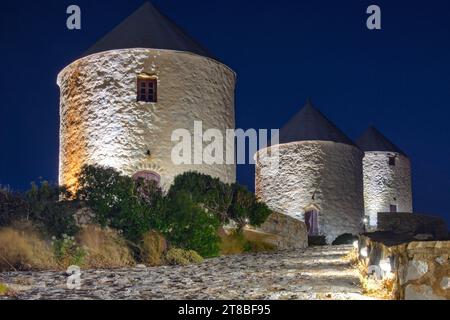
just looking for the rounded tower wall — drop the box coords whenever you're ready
[58,48,236,192]
[256,141,364,244]
[362,152,413,228]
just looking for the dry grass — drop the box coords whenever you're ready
[243,229,276,252]
[343,248,360,266]
[165,248,204,266]
[77,225,135,269]
[219,228,276,255]
[0,283,8,296]
[219,229,247,255]
[0,223,56,271]
[347,249,395,300]
[140,231,167,266]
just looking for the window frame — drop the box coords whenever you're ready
[137,76,157,103]
[388,155,396,166]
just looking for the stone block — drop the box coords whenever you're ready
[405,260,428,281]
[258,212,308,250]
[404,284,445,300]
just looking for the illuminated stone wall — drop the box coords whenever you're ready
[58,48,236,192]
[255,141,365,244]
[362,152,413,229]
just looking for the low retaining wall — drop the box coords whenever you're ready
[377,212,448,240]
[358,234,449,300]
[258,212,308,250]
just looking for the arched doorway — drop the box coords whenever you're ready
[132,170,161,187]
[304,209,319,236]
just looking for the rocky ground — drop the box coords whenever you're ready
[0,245,374,300]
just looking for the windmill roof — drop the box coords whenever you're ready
[356,126,407,156]
[277,99,357,147]
[83,2,214,59]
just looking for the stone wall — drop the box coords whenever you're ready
[377,212,448,240]
[58,48,236,193]
[358,234,450,300]
[362,152,412,229]
[256,141,364,244]
[257,212,308,250]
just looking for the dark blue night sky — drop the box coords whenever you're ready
[1,0,449,224]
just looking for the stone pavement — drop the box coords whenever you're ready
[0,245,374,300]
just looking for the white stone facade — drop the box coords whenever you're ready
[58,48,236,192]
[362,152,413,229]
[255,141,365,244]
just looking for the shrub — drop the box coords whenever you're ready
[169,172,233,223]
[228,184,272,229]
[76,165,134,227]
[25,181,78,237]
[76,165,166,242]
[52,234,86,269]
[219,229,275,255]
[219,229,248,255]
[164,192,221,257]
[140,230,167,266]
[77,225,134,269]
[0,188,28,227]
[0,283,8,296]
[0,223,56,271]
[165,248,203,266]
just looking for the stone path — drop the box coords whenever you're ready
[0,245,373,300]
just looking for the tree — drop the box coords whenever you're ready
[25,181,78,237]
[164,192,220,257]
[228,184,272,229]
[168,172,233,223]
[76,165,166,242]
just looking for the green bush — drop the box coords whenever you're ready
[228,184,272,229]
[25,181,79,237]
[165,248,204,266]
[0,187,28,227]
[169,172,233,223]
[52,234,86,268]
[76,165,166,242]
[164,192,221,257]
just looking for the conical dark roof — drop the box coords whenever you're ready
[356,126,407,156]
[83,2,214,59]
[278,99,356,146]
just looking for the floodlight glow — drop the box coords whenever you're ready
[360,247,368,257]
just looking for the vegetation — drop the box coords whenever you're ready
[228,184,272,229]
[77,225,134,269]
[0,223,56,271]
[140,230,167,266]
[52,234,86,268]
[168,172,233,223]
[219,229,276,255]
[0,166,273,271]
[165,248,204,266]
[0,282,9,296]
[164,192,221,257]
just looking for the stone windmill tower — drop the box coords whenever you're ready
[255,100,365,244]
[356,126,413,230]
[57,2,236,192]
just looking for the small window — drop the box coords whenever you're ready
[137,76,157,103]
[390,205,397,213]
[388,156,396,166]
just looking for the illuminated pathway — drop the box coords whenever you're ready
[0,245,375,300]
